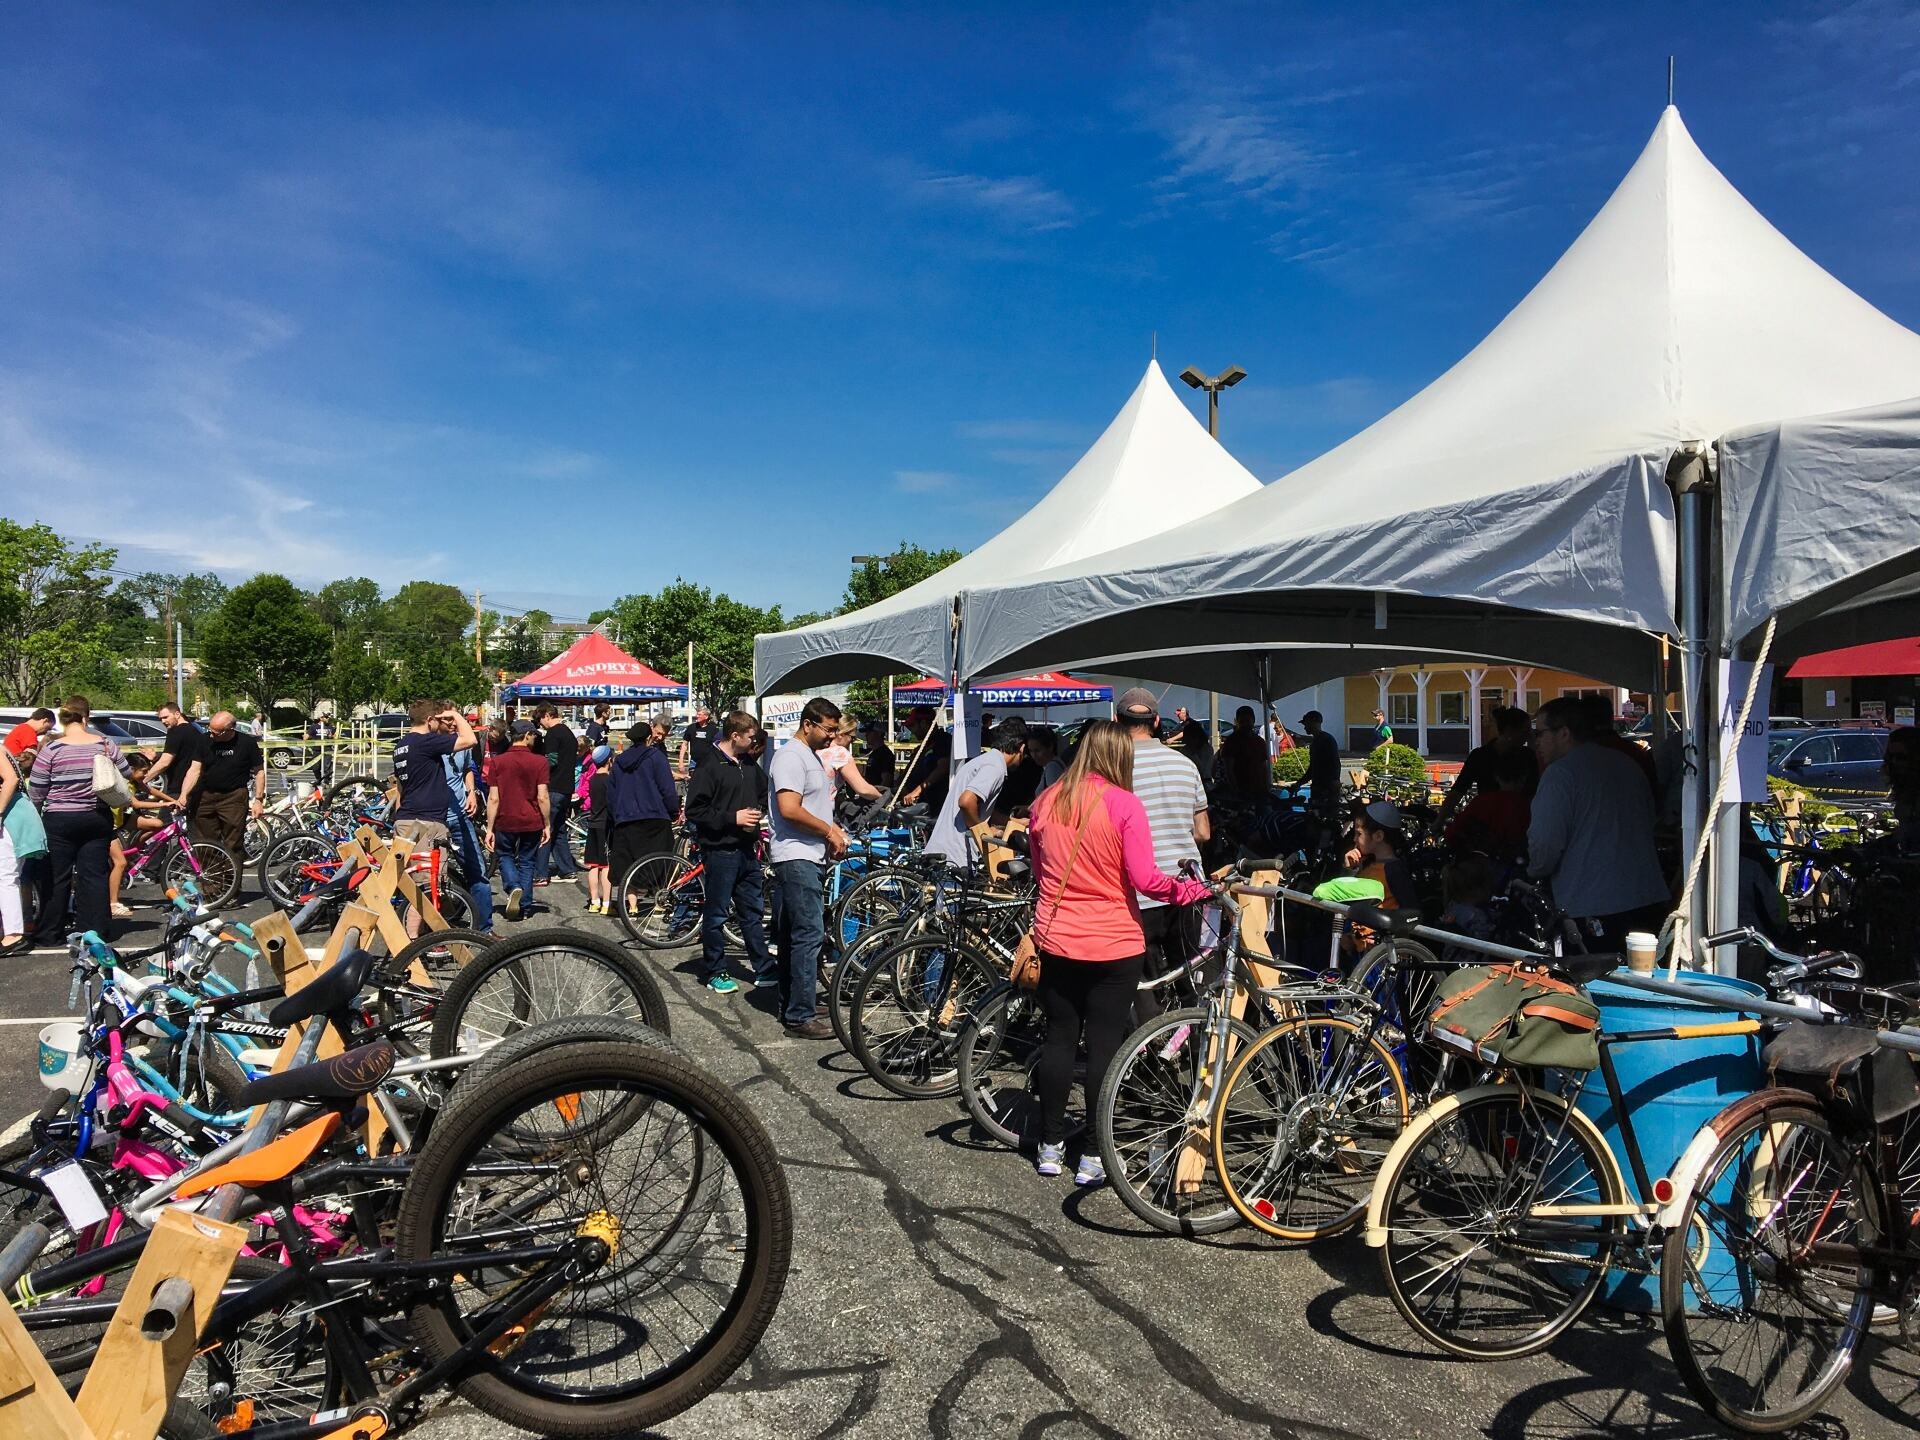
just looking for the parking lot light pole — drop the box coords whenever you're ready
[1178,364,1247,439]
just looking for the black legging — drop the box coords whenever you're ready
[33,806,115,946]
[1035,951,1144,1145]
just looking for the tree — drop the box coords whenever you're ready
[603,579,783,712]
[325,636,394,717]
[310,577,385,637]
[384,581,472,645]
[393,637,486,707]
[199,574,332,720]
[0,521,118,702]
[838,543,962,719]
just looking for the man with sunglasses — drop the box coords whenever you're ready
[391,699,478,852]
[1526,696,1667,950]
[191,711,265,860]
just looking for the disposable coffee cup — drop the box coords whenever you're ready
[1625,931,1658,973]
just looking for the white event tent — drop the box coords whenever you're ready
[959,107,1920,696]
[752,360,1263,694]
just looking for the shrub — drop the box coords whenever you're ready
[1272,747,1312,785]
[1367,742,1428,788]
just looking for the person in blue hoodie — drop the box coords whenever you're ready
[608,718,680,891]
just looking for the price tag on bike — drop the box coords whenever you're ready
[36,1160,109,1232]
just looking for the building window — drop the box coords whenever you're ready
[1522,689,1541,713]
[1387,693,1419,728]
[1436,691,1466,725]
[1559,686,1609,700]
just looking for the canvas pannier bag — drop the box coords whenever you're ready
[1428,963,1601,1072]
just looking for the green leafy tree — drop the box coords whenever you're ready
[326,636,394,717]
[0,521,118,702]
[199,574,332,720]
[393,638,486,707]
[383,581,471,645]
[603,580,783,712]
[495,618,543,675]
[310,577,385,637]
[837,543,962,719]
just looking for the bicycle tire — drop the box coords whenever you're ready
[395,1040,792,1435]
[616,853,703,949]
[1095,1007,1259,1237]
[831,863,921,950]
[175,1036,254,1115]
[957,984,1084,1150]
[1211,1014,1409,1241]
[1375,1086,1621,1359]
[257,830,337,911]
[1659,1099,1873,1433]
[428,927,671,1058]
[166,840,241,911]
[848,936,1001,1099]
[826,921,909,1052]
[382,926,495,989]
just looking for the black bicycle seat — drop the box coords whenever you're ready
[1349,904,1422,938]
[1562,952,1621,984]
[267,947,380,1028]
[1000,858,1031,882]
[239,1040,395,1107]
[1003,830,1030,856]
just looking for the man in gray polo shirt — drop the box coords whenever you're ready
[1116,688,1210,991]
[1527,695,1668,950]
[925,718,1028,872]
[770,696,848,1038]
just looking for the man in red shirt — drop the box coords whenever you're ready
[4,709,53,769]
[484,721,550,922]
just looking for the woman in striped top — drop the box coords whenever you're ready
[28,696,129,948]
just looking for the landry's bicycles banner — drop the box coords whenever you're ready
[501,632,687,701]
[891,672,1112,709]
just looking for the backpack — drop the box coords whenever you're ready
[1427,963,1601,1071]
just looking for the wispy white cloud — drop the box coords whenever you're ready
[892,469,962,493]
[953,417,1085,444]
[914,171,1078,232]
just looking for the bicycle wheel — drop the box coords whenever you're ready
[257,830,337,910]
[321,774,387,825]
[1095,1007,1260,1236]
[429,927,671,1057]
[1660,1101,1873,1432]
[382,926,495,989]
[241,813,280,863]
[826,921,908,1052]
[1212,1014,1409,1241]
[1375,1086,1622,1359]
[178,1254,340,1427]
[165,840,241,910]
[849,936,1001,1099]
[395,1040,792,1435]
[616,854,704,950]
[957,985,1081,1150]
[832,864,920,950]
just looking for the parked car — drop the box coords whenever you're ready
[91,710,171,744]
[1767,727,1890,798]
[1767,715,1814,731]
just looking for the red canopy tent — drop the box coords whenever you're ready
[503,632,687,701]
[1786,638,1920,679]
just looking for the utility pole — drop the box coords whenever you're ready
[161,585,175,708]
[473,591,484,666]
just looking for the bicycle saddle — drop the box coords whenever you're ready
[267,947,381,1028]
[238,1040,396,1109]
[1561,952,1621,984]
[1003,829,1029,856]
[1348,904,1422,938]
[1000,858,1031,883]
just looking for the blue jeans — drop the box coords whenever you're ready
[773,860,826,1027]
[536,794,578,880]
[496,831,542,914]
[444,806,493,933]
[700,847,772,982]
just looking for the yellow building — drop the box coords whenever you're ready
[1341,663,1640,758]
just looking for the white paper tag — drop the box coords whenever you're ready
[39,1161,109,1231]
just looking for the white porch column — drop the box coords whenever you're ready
[1372,670,1392,748]
[1412,669,1432,758]
[1465,667,1488,749]
[1509,666,1535,714]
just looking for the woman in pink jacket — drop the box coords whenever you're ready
[1026,719,1210,1184]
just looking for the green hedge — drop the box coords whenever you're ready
[1366,742,1429,787]
[1272,747,1312,785]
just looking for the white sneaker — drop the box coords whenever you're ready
[1036,1142,1065,1178]
[1074,1153,1105,1187]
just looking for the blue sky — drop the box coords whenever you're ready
[5,2,1920,619]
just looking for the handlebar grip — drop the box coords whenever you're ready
[1702,928,1750,949]
[0,1223,53,1295]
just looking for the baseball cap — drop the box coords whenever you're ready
[1362,799,1403,831]
[511,719,537,738]
[591,744,612,765]
[1115,687,1158,721]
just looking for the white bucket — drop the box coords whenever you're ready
[37,1021,97,1094]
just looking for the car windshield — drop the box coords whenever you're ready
[1766,734,1802,767]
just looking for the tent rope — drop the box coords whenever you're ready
[1661,614,1777,978]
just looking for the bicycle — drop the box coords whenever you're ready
[117,810,242,911]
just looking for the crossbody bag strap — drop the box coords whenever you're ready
[1034,794,1097,954]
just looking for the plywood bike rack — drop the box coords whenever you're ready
[0,897,389,1440]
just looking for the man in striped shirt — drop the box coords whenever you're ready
[1115,688,1210,994]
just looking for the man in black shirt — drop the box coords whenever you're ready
[899,706,952,816]
[1171,705,1213,772]
[146,702,204,808]
[1302,709,1343,816]
[192,711,265,858]
[583,704,611,751]
[682,710,774,992]
[860,720,897,791]
[679,705,721,776]
[534,704,581,884]
[1437,706,1537,828]
[391,698,477,850]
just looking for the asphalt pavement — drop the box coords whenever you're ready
[3,885,1914,1439]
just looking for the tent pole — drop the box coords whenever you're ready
[1670,443,1714,970]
